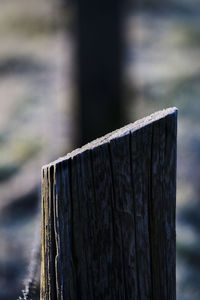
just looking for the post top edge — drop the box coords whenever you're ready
[42,107,178,170]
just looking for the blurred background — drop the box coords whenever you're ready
[0,0,199,299]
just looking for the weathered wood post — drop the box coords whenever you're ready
[41,107,177,300]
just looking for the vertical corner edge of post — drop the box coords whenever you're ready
[171,107,178,117]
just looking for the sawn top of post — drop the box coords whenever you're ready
[42,107,178,170]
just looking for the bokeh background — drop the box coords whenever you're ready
[0,0,200,299]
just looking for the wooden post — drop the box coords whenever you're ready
[41,107,177,300]
[76,0,123,145]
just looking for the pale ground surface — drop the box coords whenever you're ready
[0,0,200,299]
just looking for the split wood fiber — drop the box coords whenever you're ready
[41,107,177,300]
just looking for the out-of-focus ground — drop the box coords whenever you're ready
[0,0,200,299]
[0,0,76,298]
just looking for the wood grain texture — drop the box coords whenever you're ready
[41,107,177,300]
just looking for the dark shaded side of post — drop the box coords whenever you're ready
[76,0,123,145]
[41,107,177,300]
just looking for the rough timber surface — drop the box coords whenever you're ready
[41,107,177,300]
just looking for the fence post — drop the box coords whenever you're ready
[41,107,177,300]
[76,0,123,145]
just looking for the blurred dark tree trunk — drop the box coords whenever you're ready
[76,0,124,145]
